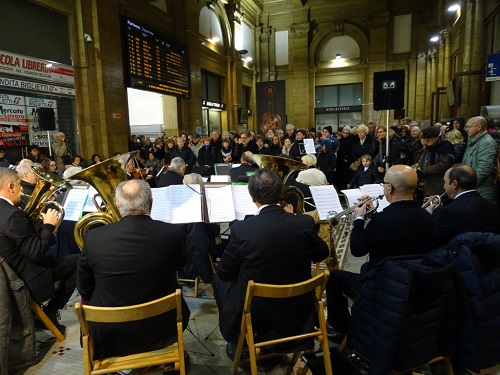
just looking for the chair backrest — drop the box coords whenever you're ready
[243,271,329,311]
[75,289,182,336]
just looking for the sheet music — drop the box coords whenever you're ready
[303,138,316,154]
[63,188,89,221]
[210,175,230,183]
[231,185,256,220]
[83,186,98,213]
[340,188,365,208]
[169,185,203,223]
[359,184,390,212]
[150,186,171,222]
[309,185,343,220]
[205,185,236,222]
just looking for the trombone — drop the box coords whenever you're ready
[326,194,384,226]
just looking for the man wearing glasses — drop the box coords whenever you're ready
[462,116,497,200]
[16,161,38,209]
[325,165,435,343]
[233,129,258,162]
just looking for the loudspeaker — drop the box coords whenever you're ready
[238,108,249,124]
[38,107,56,131]
[373,70,405,110]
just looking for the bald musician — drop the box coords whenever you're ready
[77,179,190,360]
[326,165,435,343]
[433,164,500,246]
[0,168,77,335]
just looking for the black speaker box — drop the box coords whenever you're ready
[373,70,405,110]
[38,107,56,131]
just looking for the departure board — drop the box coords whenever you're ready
[123,17,190,98]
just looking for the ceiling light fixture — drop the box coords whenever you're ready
[430,35,439,42]
[335,53,342,59]
[447,3,460,12]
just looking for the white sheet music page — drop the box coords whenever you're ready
[309,185,343,220]
[231,184,257,220]
[63,188,89,221]
[205,185,236,222]
[169,184,203,223]
[150,186,170,222]
[359,184,390,212]
[341,188,364,208]
[303,139,316,154]
[83,186,98,213]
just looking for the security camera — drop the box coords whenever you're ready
[84,33,93,43]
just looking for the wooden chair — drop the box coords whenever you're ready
[31,301,66,342]
[75,289,186,375]
[178,254,216,298]
[232,271,332,375]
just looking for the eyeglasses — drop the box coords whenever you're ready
[380,181,393,188]
[240,136,248,139]
[465,124,479,129]
[50,164,56,167]
[377,130,386,133]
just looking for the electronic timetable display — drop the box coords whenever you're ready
[123,17,190,98]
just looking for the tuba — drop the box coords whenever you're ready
[248,154,308,184]
[24,167,71,233]
[72,152,137,249]
[248,154,309,214]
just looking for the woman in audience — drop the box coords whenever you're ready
[164,138,175,165]
[445,129,467,164]
[268,136,282,156]
[197,136,214,176]
[90,154,101,165]
[171,138,196,173]
[282,138,293,155]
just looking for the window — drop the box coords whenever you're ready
[315,83,362,131]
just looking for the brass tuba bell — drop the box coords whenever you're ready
[72,151,137,250]
[23,167,72,233]
[248,154,308,184]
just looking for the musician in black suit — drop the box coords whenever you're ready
[157,157,185,187]
[326,165,435,342]
[229,151,258,182]
[434,164,500,246]
[213,169,328,361]
[77,179,189,360]
[0,168,77,334]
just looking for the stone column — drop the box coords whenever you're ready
[290,22,310,127]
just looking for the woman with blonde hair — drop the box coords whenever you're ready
[445,129,466,163]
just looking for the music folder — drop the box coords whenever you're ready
[204,183,257,222]
[341,184,389,212]
[150,185,203,224]
[309,185,343,220]
[62,187,89,221]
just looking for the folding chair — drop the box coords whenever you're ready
[75,289,185,375]
[31,301,66,342]
[232,271,332,375]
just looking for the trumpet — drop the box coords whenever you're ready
[422,192,446,214]
[326,195,384,226]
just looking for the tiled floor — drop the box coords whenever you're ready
[10,250,500,375]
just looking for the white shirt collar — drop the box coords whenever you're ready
[0,196,14,206]
[255,203,280,215]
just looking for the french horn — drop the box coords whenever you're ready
[24,167,72,233]
[72,152,137,249]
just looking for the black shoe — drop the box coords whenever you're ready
[326,326,345,344]
[225,342,250,369]
[43,308,67,336]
